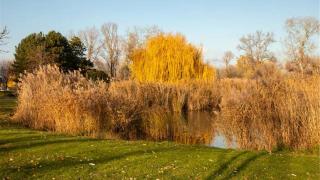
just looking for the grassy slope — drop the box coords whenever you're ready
[0,95,319,179]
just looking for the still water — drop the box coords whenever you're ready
[142,110,237,149]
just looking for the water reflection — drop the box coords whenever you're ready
[141,110,234,149]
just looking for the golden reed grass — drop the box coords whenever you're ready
[217,75,320,151]
[12,65,320,151]
[12,65,220,139]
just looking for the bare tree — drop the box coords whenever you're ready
[222,51,234,68]
[142,25,162,40]
[117,30,137,80]
[123,26,162,62]
[0,26,9,52]
[222,51,234,77]
[119,26,162,80]
[0,60,12,90]
[238,31,275,63]
[100,23,121,79]
[284,17,320,72]
[123,28,140,64]
[79,27,102,63]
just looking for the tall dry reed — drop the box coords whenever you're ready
[12,65,220,139]
[217,75,320,151]
[13,65,110,136]
[108,81,221,112]
[12,65,320,151]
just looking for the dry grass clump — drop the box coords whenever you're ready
[217,75,320,151]
[13,65,110,136]
[12,65,220,139]
[108,81,221,113]
[13,65,147,138]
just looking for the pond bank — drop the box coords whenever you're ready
[0,96,319,179]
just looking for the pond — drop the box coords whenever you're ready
[140,110,237,149]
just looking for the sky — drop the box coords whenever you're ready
[0,0,319,66]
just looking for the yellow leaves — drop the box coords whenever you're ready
[130,33,216,83]
[7,80,16,88]
[236,55,255,78]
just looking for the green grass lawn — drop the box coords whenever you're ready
[0,95,319,179]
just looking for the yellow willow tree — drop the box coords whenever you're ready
[130,33,215,82]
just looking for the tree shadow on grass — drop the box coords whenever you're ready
[0,137,99,153]
[0,131,38,136]
[0,135,46,145]
[206,151,268,180]
[3,146,175,178]
[0,119,22,129]
[206,151,248,179]
[222,151,268,179]
[0,133,83,145]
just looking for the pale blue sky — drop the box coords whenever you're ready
[0,0,319,65]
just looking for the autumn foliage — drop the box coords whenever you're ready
[130,33,215,82]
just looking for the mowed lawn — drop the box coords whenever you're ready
[0,95,319,179]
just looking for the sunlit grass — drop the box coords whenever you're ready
[1,125,319,179]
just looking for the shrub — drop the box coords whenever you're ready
[285,56,320,75]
